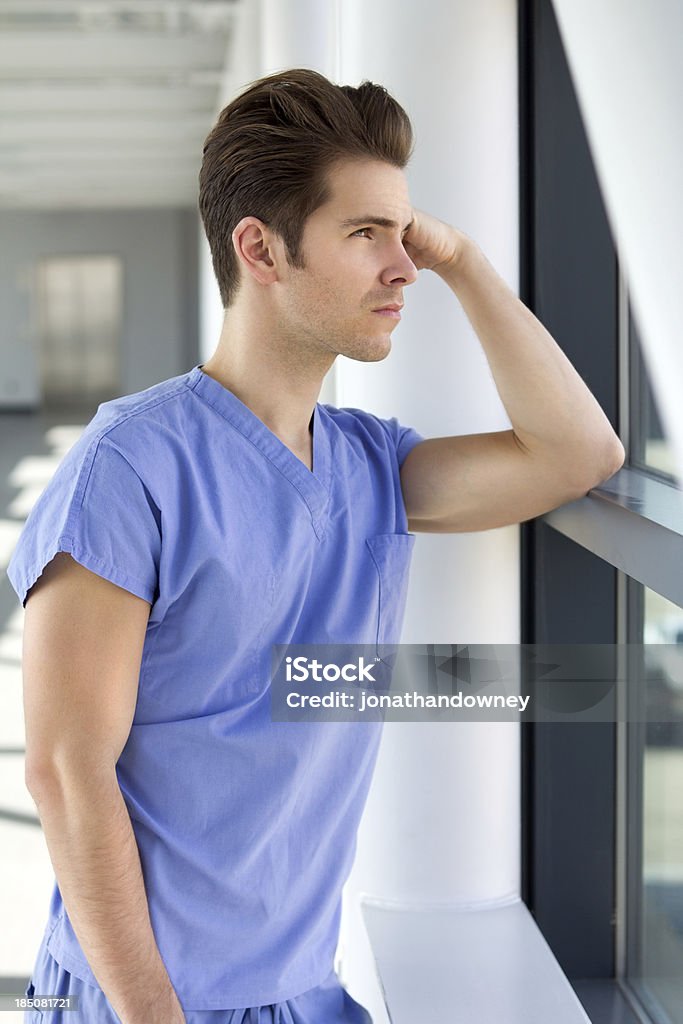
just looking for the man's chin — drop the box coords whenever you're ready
[341,338,392,363]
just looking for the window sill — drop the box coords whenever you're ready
[541,466,683,605]
[572,979,645,1024]
[362,896,592,1023]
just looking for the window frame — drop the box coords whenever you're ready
[518,2,678,1022]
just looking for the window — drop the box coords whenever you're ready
[628,305,676,483]
[520,2,683,1022]
[625,586,683,1022]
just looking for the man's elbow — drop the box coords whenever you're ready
[25,760,60,804]
[602,438,626,479]
[25,748,103,800]
[575,438,625,494]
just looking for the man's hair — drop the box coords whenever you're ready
[198,67,415,309]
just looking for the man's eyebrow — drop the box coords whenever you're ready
[339,215,414,234]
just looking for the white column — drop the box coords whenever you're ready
[198,225,223,364]
[260,0,338,79]
[335,3,521,1021]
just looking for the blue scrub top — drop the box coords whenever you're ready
[7,364,424,1011]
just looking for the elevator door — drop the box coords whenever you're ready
[36,255,122,408]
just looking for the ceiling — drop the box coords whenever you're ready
[0,0,239,209]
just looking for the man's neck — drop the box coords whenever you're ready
[200,355,319,455]
[202,299,334,452]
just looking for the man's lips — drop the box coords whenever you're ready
[372,303,403,318]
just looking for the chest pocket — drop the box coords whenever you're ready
[24,978,43,1022]
[365,533,416,659]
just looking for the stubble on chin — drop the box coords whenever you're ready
[341,335,392,363]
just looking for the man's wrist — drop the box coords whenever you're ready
[114,959,186,1024]
[432,231,479,284]
[123,988,186,1024]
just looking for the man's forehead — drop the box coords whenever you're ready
[322,159,413,225]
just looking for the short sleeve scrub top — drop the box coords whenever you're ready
[7,364,424,1020]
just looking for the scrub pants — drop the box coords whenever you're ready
[24,939,374,1024]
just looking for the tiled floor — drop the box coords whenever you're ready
[0,407,93,1017]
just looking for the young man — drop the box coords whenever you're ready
[8,68,624,1024]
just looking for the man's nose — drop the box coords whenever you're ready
[384,246,419,287]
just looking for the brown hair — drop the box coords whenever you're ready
[198,67,415,309]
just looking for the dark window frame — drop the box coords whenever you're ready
[518,3,660,1023]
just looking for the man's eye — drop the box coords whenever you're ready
[351,228,372,238]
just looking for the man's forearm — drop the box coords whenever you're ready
[27,766,185,1024]
[435,238,625,473]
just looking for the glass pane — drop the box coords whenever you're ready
[629,306,677,480]
[628,586,683,1022]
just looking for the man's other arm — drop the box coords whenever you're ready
[23,553,186,1024]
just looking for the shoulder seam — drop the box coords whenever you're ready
[66,385,187,526]
[95,377,191,441]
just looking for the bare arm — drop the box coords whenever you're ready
[23,553,186,1024]
[431,237,624,466]
[400,212,624,532]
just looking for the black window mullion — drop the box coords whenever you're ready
[520,0,622,991]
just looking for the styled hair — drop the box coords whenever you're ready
[198,67,415,309]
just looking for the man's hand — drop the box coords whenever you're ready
[403,207,470,273]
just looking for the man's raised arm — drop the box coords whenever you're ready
[399,211,625,533]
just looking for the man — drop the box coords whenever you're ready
[8,68,624,1024]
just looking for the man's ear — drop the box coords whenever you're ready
[232,216,285,287]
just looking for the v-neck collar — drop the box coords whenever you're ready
[186,364,331,540]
